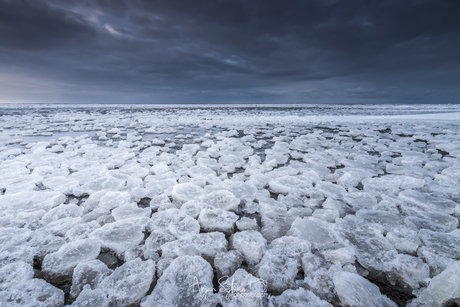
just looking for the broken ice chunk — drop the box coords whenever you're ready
[312,209,339,223]
[214,250,243,281]
[315,181,346,200]
[42,176,80,195]
[144,177,177,197]
[236,217,259,231]
[97,191,133,211]
[386,227,421,254]
[218,269,266,307]
[268,176,311,196]
[419,229,460,260]
[42,239,101,283]
[65,221,101,241]
[249,173,269,190]
[171,183,204,202]
[90,219,145,255]
[337,172,360,189]
[0,190,66,218]
[362,175,403,195]
[201,189,240,211]
[99,258,155,306]
[417,246,457,277]
[161,232,227,262]
[343,192,377,211]
[399,189,457,214]
[187,165,216,181]
[231,230,267,265]
[70,288,109,307]
[408,262,460,307]
[287,217,337,250]
[111,204,151,221]
[180,200,206,218]
[70,260,111,299]
[144,232,176,261]
[268,288,333,307]
[41,204,83,225]
[0,261,34,291]
[150,162,170,175]
[333,271,397,307]
[355,209,402,229]
[258,236,310,293]
[148,208,200,239]
[259,200,290,243]
[321,247,355,267]
[303,153,336,168]
[141,256,215,307]
[0,278,64,307]
[198,208,239,235]
[405,216,453,232]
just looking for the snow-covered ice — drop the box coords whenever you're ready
[0,103,459,306]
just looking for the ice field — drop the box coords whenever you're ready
[0,104,460,307]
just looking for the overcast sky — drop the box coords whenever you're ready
[1,0,459,104]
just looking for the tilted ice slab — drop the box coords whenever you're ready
[147,208,200,239]
[161,232,227,262]
[408,261,460,307]
[268,288,333,307]
[42,239,101,282]
[141,256,216,307]
[287,217,338,250]
[90,219,145,255]
[333,271,397,307]
[0,278,64,307]
[231,230,267,265]
[70,260,111,299]
[0,191,65,218]
[99,258,155,306]
[258,236,311,293]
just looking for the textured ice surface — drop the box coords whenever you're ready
[99,258,155,306]
[198,208,239,235]
[0,278,64,307]
[42,239,101,282]
[90,219,145,255]
[201,189,240,211]
[218,269,267,307]
[1,104,459,306]
[258,236,310,293]
[268,288,333,307]
[141,256,215,307]
[287,217,337,250]
[333,271,397,307]
[70,288,109,307]
[231,230,267,265]
[418,229,460,259]
[171,183,204,202]
[70,260,111,299]
[144,231,176,261]
[236,217,259,231]
[161,232,227,261]
[408,261,460,307]
[214,250,244,281]
[148,208,200,238]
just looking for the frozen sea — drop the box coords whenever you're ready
[0,104,460,307]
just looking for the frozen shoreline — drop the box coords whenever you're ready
[0,105,459,306]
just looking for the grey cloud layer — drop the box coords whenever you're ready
[1,0,459,103]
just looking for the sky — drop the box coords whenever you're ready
[1,0,459,104]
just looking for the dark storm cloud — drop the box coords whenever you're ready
[0,0,95,50]
[0,0,459,104]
